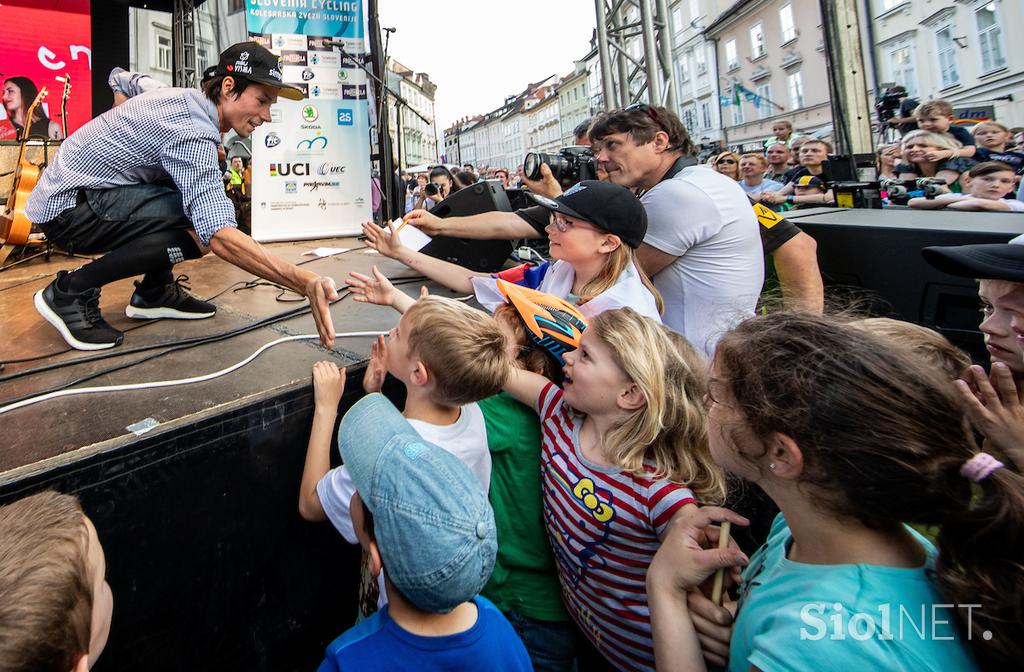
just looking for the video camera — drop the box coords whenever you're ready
[874,86,906,124]
[880,177,947,203]
[523,147,598,190]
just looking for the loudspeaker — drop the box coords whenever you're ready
[787,207,1024,363]
[420,182,515,273]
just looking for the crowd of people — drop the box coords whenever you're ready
[4,37,1024,672]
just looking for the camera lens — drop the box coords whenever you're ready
[523,153,544,180]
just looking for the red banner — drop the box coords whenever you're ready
[0,0,92,140]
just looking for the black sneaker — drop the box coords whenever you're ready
[34,271,124,350]
[125,275,216,320]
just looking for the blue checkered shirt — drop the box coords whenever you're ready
[26,87,235,246]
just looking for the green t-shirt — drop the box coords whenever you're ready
[479,392,568,622]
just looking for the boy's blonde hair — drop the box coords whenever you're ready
[578,243,665,315]
[740,153,767,165]
[588,309,725,503]
[0,491,92,672]
[902,129,961,152]
[916,99,955,118]
[404,296,510,406]
[851,317,971,381]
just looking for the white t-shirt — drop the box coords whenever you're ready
[641,166,764,356]
[316,401,490,545]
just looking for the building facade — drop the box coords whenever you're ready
[557,62,590,146]
[670,0,727,149]
[868,0,1022,127]
[706,0,833,152]
[525,86,562,158]
[387,59,438,169]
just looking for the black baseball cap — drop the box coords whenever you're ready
[205,41,304,101]
[922,243,1024,282]
[526,181,648,248]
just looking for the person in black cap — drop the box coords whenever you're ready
[26,42,339,351]
[923,242,1024,472]
[359,180,665,322]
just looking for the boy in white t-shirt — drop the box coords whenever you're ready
[911,161,1024,212]
[298,292,511,606]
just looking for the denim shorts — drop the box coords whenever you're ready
[503,611,578,672]
[41,182,194,255]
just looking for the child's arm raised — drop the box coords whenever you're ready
[298,362,346,521]
[503,365,553,413]
[346,265,426,314]
[361,220,486,294]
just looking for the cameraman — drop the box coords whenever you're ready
[883,85,919,138]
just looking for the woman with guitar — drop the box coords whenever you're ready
[2,76,62,140]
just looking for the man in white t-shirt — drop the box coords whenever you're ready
[588,105,764,356]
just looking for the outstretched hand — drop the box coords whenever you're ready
[312,361,346,413]
[347,266,396,307]
[361,220,405,260]
[305,275,339,349]
[363,335,388,393]
[957,362,1024,471]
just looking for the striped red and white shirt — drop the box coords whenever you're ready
[538,383,695,671]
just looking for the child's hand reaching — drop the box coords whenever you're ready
[347,266,396,307]
[923,148,953,162]
[361,220,405,260]
[957,362,1024,471]
[312,361,346,414]
[363,335,388,394]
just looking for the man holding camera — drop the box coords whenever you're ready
[882,85,919,138]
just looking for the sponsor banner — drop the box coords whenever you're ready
[246,0,370,241]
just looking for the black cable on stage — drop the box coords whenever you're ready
[0,276,429,405]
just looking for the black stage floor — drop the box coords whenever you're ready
[0,237,426,482]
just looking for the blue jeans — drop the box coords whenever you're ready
[504,611,578,672]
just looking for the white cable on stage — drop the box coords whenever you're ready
[0,331,385,417]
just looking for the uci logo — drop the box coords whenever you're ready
[337,108,353,126]
[269,162,310,177]
[297,134,328,150]
[264,132,281,148]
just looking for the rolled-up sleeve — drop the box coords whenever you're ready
[160,136,236,246]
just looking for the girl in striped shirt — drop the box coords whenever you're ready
[503,307,725,671]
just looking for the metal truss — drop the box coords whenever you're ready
[594,0,679,111]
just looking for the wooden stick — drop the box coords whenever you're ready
[710,520,731,605]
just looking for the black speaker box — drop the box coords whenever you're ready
[786,207,1024,362]
[420,181,515,273]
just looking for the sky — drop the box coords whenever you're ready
[375,0,597,134]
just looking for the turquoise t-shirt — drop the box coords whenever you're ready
[729,514,978,672]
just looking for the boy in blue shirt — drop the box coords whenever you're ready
[317,394,533,671]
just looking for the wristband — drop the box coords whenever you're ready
[786,195,794,204]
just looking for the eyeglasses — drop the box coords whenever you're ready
[552,214,597,233]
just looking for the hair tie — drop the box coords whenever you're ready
[960,453,1005,483]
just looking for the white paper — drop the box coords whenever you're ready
[392,217,432,252]
[303,247,351,257]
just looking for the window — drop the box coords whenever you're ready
[725,39,738,70]
[757,84,772,119]
[689,0,699,23]
[682,105,698,133]
[732,99,745,125]
[695,44,707,74]
[750,24,765,58]
[156,32,172,72]
[886,44,917,96]
[935,26,960,88]
[228,0,245,13]
[672,7,683,34]
[880,0,903,11]
[680,53,691,82]
[788,71,804,109]
[780,4,796,42]
[701,101,712,128]
[976,2,1006,73]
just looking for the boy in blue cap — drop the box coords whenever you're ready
[317,394,533,671]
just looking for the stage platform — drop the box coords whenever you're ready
[0,236,442,671]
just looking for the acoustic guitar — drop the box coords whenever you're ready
[1,86,49,247]
[58,73,71,139]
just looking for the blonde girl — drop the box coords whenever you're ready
[897,129,971,189]
[503,307,724,671]
[361,180,663,322]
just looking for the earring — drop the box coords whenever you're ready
[769,463,777,471]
